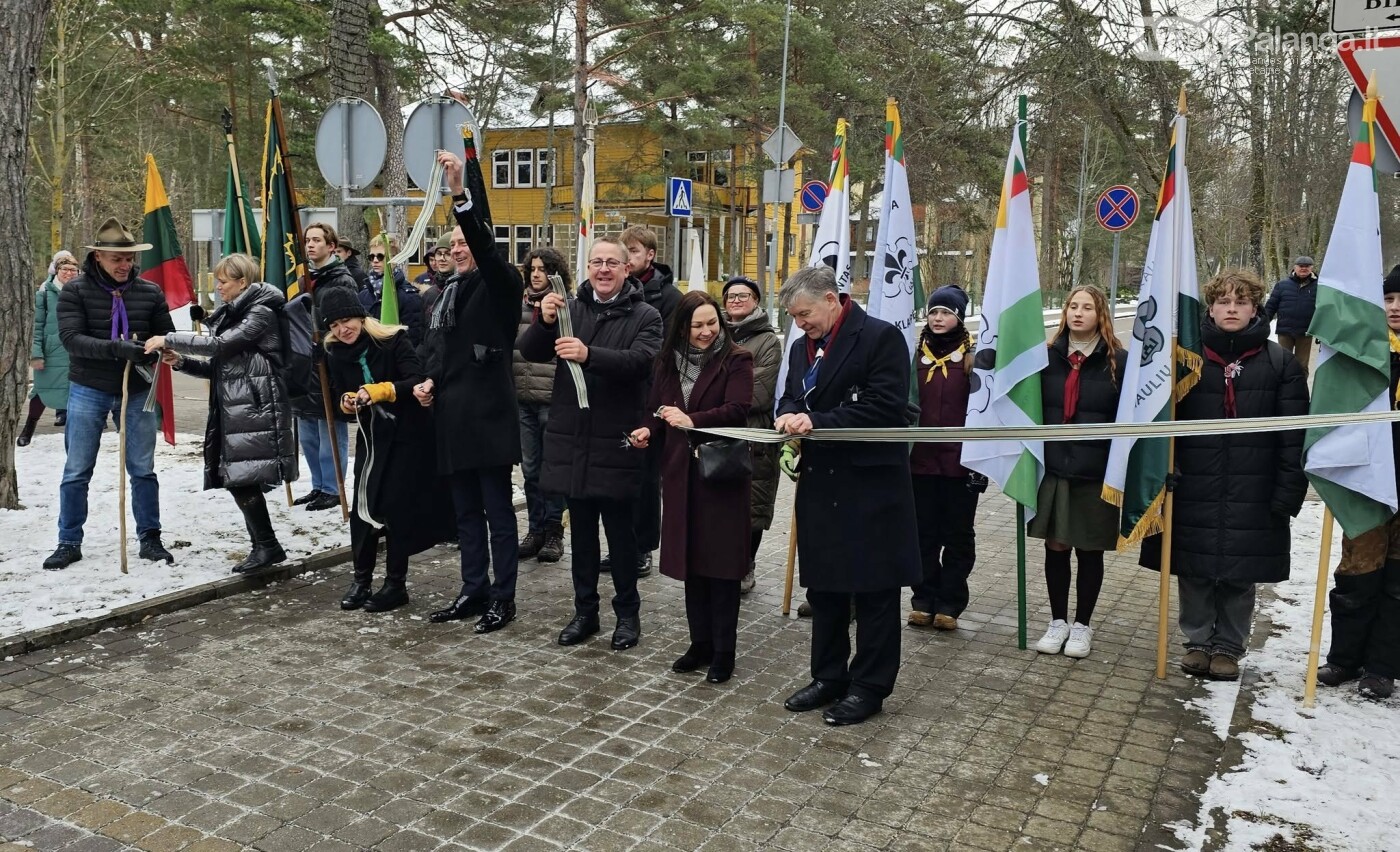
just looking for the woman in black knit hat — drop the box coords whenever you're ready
[321,287,454,614]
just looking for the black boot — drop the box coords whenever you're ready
[230,490,285,574]
[537,524,565,563]
[364,555,409,612]
[341,581,373,610]
[1362,559,1400,688]
[519,531,545,560]
[16,415,38,447]
[1325,571,1384,675]
[672,642,714,673]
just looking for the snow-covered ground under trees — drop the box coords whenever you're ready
[1173,500,1400,852]
[0,432,350,637]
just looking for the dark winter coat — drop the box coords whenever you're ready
[726,307,783,530]
[909,327,972,478]
[514,288,557,405]
[291,258,361,419]
[644,347,754,581]
[327,330,455,562]
[1392,350,1400,500]
[359,267,425,347]
[1263,273,1319,336]
[1140,316,1310,584]
[1040,333,1129,481]
[163,284,297,491]
[57,253,174,396]
[519,279,663,500]
[638,261,682,322]
[421,201,526,473]
[31,275,71,409]
[342,254,370,291]
[776,301,921,593]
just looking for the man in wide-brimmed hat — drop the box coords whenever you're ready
[44,217,177,570]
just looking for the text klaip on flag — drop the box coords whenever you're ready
[1101,111,1204,546]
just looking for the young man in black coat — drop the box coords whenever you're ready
[414,150,525,635]
[1141,270,1309,681]
[519,238,663,651]
[44,217,176,570]
[774,265,920,726]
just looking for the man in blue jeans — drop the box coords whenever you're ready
[290,222,356,512]
[44,218,176,570]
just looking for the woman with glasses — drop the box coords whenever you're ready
[720,276,782,594]
[20,252,78,446]
[629,291,754,683]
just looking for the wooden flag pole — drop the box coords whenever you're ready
[1304,508,1336,708]
[119,361,131,575]
[781,503,798,617]
[1015,92,1030,651]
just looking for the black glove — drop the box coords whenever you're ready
[110,340,147,362]
[1164,471,1181,493]
[967,472,989,494]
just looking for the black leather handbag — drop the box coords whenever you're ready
[693,437,752,482]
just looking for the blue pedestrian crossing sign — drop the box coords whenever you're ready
[1095,185,1139,232]
[667,177,693,217]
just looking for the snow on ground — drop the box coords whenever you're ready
[0,432,350,637]
[1173,501,1400,852]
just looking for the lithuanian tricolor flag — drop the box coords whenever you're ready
[141,154,191,446]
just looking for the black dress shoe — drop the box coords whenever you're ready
[823,694,882,726]
[429,595,490,623]
[672,642,714,673]
[42,544,82,571]
[598,554,613,573]
[635,552,653,578]
[558,613,600,646]
[784,680,847,712]
[138,535,175,564]
[292,491,319,506]
[305,491,340,511]
[611,616,641,650]
[340,581,372,610]
[706,653,735,684]
[474,600,516,634]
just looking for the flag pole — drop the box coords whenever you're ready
[119,360,131,575]
[1304,507,1336,707]
[1156,88,1189,680]
[781,502,798,617]
[1016,93,1029,651]
[264,59,348,522]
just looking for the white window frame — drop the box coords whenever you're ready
[536,148,551,187]
[687,151,709,184]
[515,149,534,188]
[492,151,511,188]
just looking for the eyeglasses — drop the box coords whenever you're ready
[588,258,624,269]
[368,253,386,261]
[724,293,753,303]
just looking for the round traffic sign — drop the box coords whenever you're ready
[314,98,387,190]
[800,180,829,213]
[1095,185,1139,232]
[404,97,483,194]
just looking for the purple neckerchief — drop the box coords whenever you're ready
[92,267,134,340]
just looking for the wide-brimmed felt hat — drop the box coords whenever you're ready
[85,217,152,253]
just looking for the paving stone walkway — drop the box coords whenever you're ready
[0,481,1230,851]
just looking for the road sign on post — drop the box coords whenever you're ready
[667,177,693,217]
[314,98,387,190]
[1095,185,1139,232]
[1331,0,1400,33]
[762,169,796,205]
[1339,37,1400,165]
[404,97,481,194]
[762,125,803,166]
[800,180,828,213]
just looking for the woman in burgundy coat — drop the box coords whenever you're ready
[629,291,754,684]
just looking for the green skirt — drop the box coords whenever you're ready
[1026,473,1121,551]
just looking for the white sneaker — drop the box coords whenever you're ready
[1034,619,1070,654]
[1063,622,1093,658]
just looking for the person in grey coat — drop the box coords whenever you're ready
[721,275,782,594]
[145,254,298,574]
[515,246,570,564]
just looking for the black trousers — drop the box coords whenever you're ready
[351,525,411,584]
[685,576,741,655]
[632,449,662,555]
[570,497,640,618]
[909,474,978,617]
[807,588,902,700]
[448,466,519,602]
[1328,560,1400,679]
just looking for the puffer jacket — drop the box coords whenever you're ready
[31,275,71,409]
[726,307,783,530]
[1040,333,1129,481]
[163,283,297,491]
[57,253,174,395]
[1141,316,1309,583]
[638,261,682,322]
[514,288,556,405]
[519,278,663,499]
[359,267,425,347]
[1263,273,1319,336]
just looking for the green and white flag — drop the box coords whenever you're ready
[1102,111,1203,546]
[960,124,1046,514]
[1303,94,1398,538]
[867,100,924,357]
